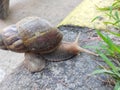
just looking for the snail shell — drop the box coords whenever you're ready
[0,17,63,53]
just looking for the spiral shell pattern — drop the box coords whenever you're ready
[1,25,27,52]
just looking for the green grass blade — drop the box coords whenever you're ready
[103,21,115,25]
[114,11,120,20]
[92,69,114,75]
[97,30,120,53]
[91,16,100,22]
[98,51,117,72]
[109,6,113,17]
[106,35,114,50]
[97,30,114,50]
[105,35,120,53]
[96,30,108,43]
[96,5,110,11]
[113,20,120,25]
[114,81,120,90]
[105,13,112,18]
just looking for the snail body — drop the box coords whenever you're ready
[0,17,98,72]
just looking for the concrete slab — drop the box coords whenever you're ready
[0,26,113,90]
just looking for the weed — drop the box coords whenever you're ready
[92,0,120,90]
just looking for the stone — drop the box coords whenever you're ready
[0,26,113,90]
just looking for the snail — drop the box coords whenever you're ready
[0,17,98,72]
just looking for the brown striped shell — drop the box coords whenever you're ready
[0,17,63,53]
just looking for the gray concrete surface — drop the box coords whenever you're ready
[0,26,113,90]
[0,0,82,82]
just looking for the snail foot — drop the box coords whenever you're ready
[24,53,46,73]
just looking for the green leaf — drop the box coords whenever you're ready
[92,69,114,75]
[98,51,118,72]
[91,16,100,22]
[114,11,120,20]
[109,6,113,18]
[103,21,114,25]
[97,30,120,54]
[96,30,108,44]
[105,13,112,18]
[96,6,112,11]
[114,81,120,90]
[113,20,120,25]
[112,1,120,10]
